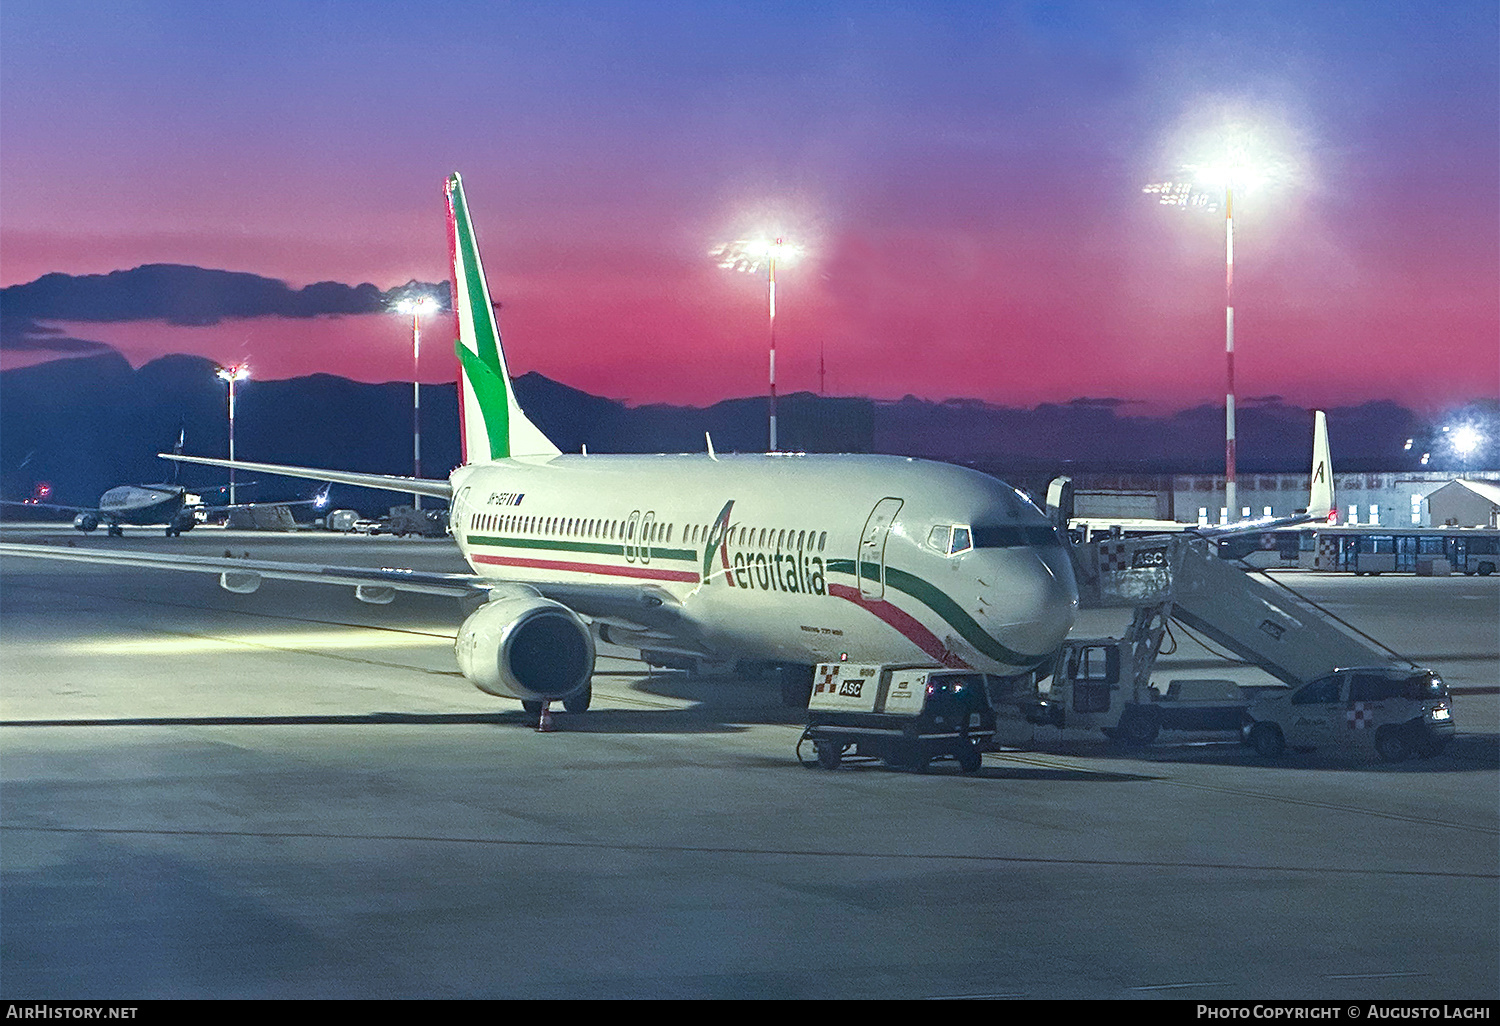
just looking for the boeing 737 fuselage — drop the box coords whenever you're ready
[447,453,1078,680]
[5,172,1087,713]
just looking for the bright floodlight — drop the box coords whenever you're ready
[711,237,804,275]
[216,363,250,383]
[1145,108,1299,210]
[712,234,806,452]
[396,296,439,316]
[1451,426,1482,456]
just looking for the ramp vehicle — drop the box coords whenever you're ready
[1019,416,1456,759]
[800,662,996,772]
[383,505,449,537]
[1038,633,1252,743]
[1032,527,1451,753]
[1244,667,1455,762]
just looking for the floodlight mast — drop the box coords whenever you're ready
[712,236,804,452]
[1146,156,1255,521]
[215,363,250,506]
[1224,182,1237,519]
[768,238,780,452]
[397,296,438,509]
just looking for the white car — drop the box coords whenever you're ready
[1245,667,1455,762]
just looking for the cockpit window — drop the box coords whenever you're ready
[927,525,951,553]
[950,526,972,554]
[972,525,1062,548]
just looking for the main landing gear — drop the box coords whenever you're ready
[522,683,593,729]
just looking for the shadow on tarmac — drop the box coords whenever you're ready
[1061,732,1500,773]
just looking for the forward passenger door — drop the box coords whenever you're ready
[858,498,904,601]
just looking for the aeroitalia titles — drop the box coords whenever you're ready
[705,500,828,595]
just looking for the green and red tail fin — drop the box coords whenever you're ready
[446,172,560,463]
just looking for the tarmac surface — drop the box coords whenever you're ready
[2,524,1496,999]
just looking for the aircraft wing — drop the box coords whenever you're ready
[0,500,102,516]
[160,454,453,501]
[192,485,332,517]
[0,543,689,634]
[0,543,483,598]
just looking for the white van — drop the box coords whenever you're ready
[1245,667,1455,762]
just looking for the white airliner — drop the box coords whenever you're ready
[8,173,1338,718]
[4,474,328,537]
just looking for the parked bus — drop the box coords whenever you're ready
[1227,526,1500,575]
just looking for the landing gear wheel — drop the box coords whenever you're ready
[108,524,123,537]
[1250,722,1285,758]
[1375,726,1413,763]
[562,684,592,714]
[815,740,843,770]
[521,700,543,715]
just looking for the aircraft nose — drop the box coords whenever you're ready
[980,546,1078,659]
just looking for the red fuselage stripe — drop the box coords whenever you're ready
[472,553,699,582]
[828,582,967,668]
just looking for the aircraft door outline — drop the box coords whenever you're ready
[858,497,904,601]
[625,510,641,563]
[641,511,655,565]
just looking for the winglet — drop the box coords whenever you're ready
[1307,410,1334,523]
[446,172,560,463]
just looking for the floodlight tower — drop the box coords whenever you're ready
[396,296,439,509]
[1451,425,1481,479]
[712,236,804,452]
[1221,175,1238,518]
[1145,158,1258,520]
[215,363,250,506]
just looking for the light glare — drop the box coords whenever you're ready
[1450,426,1482,456]
[711,237,805,274]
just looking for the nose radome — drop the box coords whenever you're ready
[981,548,1078,656]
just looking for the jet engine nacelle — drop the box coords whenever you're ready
[454,593,596,702]
[72,513,100,532]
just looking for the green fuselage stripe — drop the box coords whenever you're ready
[468,535,696,562]
[825,558,1043,666]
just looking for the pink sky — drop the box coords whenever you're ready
[3,3,1495,415]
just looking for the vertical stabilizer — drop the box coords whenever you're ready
[446,172,560,462]
[1307,410,1334,522]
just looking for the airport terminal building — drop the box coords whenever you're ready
[1068,469,1500,528]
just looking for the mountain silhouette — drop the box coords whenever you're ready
[0,352,1476,515]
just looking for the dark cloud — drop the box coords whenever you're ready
[0,265,450,351]
[0,320,111,354]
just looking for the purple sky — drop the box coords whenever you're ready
[2,1,1496,414]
